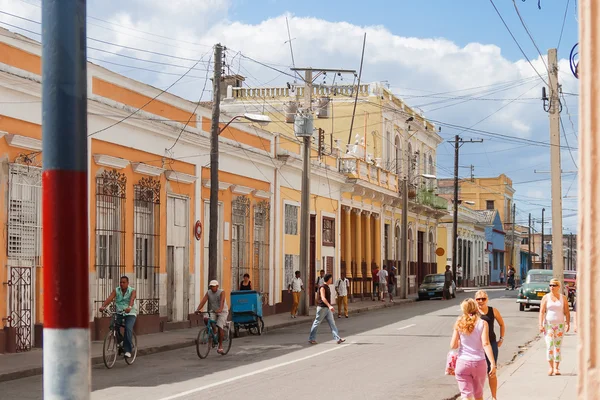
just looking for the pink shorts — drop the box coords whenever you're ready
[455,358,487,399]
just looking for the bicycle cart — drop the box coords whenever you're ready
[102,311,138,369]
[230,290,264,337]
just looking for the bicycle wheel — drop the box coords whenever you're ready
[103,331,118,369]
[220,324,233,356]
[124,332,137,365]
[196,328,211,359]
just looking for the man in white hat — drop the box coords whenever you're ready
[196,280,229,354]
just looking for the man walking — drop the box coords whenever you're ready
[443,265,453,300]
[288,270,304,318]
[378,265,389,302]
[335,272,350,318]
[372,265,380,301]
[387,266,397,304]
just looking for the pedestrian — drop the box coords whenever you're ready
[499,271,504,285]
[378,265,389,302]
[239,273,252,290]
[288,271,304,318]
[475,290,506,400]
[443,265,453,300]
[450,299,496,400]
[539,278,570,376]
[335,272,350,318]
[308,273,346,345]
[372,265,380,301]
[507,267,516,290]
[315,269,325,304]
[457,264,463,288]
[387,266,396,303]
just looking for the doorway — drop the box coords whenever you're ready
[167,195,189,322]
[309,214,316,306]
[417,231,425,285]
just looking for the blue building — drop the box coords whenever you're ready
[476,210,506,284]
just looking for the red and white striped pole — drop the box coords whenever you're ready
[41,0,90,398]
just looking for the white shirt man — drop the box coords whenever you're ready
[335,275,350,318]
[378,267,389,301]
[288,272,304,318]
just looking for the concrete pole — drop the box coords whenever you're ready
[42,0,90,398]
[578,2,600,395]
[548,48,564,283]
[209,44,222,283]
[299,69,312,316]
[452,135,460,281]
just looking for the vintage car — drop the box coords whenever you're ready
[418,274,456,300]
[517,269,554,311]
[564,270,577,307]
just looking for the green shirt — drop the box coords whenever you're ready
[115,286,137,316]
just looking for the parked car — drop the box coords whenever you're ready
[517,269,553,311]
[564,270,576,307]
[418,274,456,300]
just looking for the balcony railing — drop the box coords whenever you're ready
[339,157,398,192]
[416,188,448,210]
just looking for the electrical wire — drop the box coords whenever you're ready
[557,0,571,51]
[511,0,550,74]
[560,117,578,169]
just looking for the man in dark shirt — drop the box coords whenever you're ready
[444,265,453,300]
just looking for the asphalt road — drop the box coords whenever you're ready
[0,288,541,400]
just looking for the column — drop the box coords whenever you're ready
[343,206,352,278]
[579,2,600,396]
[354,208,363,278]
[372,214,381,277]
[364,211,372,277]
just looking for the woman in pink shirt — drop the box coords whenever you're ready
[450,299,497,400]
[539,278,570,376]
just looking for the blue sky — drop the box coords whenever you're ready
[0,0,579,232]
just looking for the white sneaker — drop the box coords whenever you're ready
[124,352,131,358]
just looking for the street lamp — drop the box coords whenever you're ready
[208,113,271,283]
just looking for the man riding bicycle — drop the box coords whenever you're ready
[196,280,229,354]
[99,276,137,358]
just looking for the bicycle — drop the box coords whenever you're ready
[195,311,232,359]
[101,310,138,369]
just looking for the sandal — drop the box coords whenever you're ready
[308,340,317,345]
[337,338,346,344]
[217,348,224,354]
[554,370,561,376]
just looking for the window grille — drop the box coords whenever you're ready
[134,177,160,315]
[284,254,299,287]
[284,204,298,235]
[322,217,335,246]
[253,201,270,297]
[95,169,126,317]
[231,196,250,290]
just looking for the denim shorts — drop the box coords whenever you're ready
[485,340,499,373]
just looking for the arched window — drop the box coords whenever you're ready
[428,153,434,189]
[407,143,413,179]
[408,227,415,262]
[395,224,401,265]
[429,230,436,264]
[386,131,392,169]
[395,135,402,176]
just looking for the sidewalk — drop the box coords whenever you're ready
[484,330,578,399]
[0,294,418,383]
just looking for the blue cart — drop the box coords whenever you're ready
[230,290,265,337]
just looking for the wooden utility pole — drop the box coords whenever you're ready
[528,213,532,271]
[510,203,516,267]
[548,48,564,282]
[208,44,223,282]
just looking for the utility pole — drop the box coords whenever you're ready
[400,146,412,300]
[548,48,564,282]
[291,67,356,316]
[208,44,223,283]
[451,135,483,282]
[42,0,90,398]
[510,203,516,268]
[528,213,532,271]
[541,208,545,269]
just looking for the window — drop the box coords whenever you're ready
[232,196,251,290]
[284,254,299,286]
[253,201,270,295]
[486,200,495,210]
[285,204,298,235]
[322,217,335,246]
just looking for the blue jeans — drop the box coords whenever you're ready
[308,306,341,342]
[116,315,136,353]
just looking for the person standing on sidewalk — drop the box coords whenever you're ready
[372,265,380,301]
[378,265,389,302]
[444,265,454,300]
[539,278,570,376]
[456,264,463,288]
[288,271,304,318]
[475,290,506,400]
[308,274,346,345]
[387,266,396,303]
[335,272,350,318]
[315,269,325,304]
[450,299,496,400]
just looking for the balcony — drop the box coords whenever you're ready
[416,188,448,210]
[339,156,398,192]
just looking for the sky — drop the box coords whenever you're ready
[0,0,580,233]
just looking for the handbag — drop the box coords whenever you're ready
[445,349,458,376]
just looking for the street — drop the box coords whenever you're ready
[0,289,541,400]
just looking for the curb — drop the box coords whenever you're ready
[0,298,416,383]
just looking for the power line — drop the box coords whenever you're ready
[511,0,550,74]
[557,0,572,51]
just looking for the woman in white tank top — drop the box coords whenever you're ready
[539,278,571,376]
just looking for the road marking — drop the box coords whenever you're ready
[397,324,416,331]
[157,344,349,400]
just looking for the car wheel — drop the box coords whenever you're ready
[519,303,525,312]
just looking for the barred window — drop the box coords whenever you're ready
[284,254,299,286]
[284,204,298,235]
[253,201,270,297]
[322,217,335,246]
[232,196,251,290]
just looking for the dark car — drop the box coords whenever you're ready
[418,274,455,300]
[517,269,553,311]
